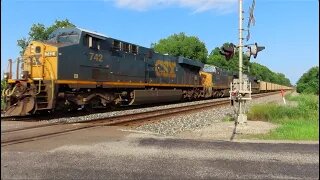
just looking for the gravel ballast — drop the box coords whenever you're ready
[37,97,233,124]
[134,93,288,139]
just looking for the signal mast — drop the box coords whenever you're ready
[220,0,265,124]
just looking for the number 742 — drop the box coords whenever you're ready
[89,52,103,62]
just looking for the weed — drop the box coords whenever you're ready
[247,94,319,140]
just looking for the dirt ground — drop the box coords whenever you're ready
[177,120,278,141]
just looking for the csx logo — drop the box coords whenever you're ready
[155,60,176,78]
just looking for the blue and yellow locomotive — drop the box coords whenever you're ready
[3,27,205,116]
[2,27,292,116]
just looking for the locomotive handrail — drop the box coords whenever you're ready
[42,50,55,100]
[4,85,18,97]
[35,79,42,95]
[18,56,42,95]
[47,60,55,100]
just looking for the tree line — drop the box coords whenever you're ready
[296,66,319,94]
[152,33,292,86]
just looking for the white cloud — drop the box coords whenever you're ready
[112,0,237,13]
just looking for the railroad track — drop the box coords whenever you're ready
[1,92,280,146]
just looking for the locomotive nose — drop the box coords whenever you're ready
[22,41,58,80]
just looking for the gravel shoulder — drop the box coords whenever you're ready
[177,121,278,141]
[133,92,311,142]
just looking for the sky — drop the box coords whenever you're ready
[1,0,319,84]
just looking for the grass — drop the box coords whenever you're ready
[222,114,234,122]
[247,93,319,141]
[1,97,4,111]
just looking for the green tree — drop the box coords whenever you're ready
[152,32,208,63]
[296,66,319,94]
[1,79,6,91]
[249,62,291,86]
[17,19,75,55]
[1,79,7,110]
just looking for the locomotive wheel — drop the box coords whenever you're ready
[84,97,103,113]
[84,104,97,113]
[55,99,78,113]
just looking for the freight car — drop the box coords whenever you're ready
[199,64,280,97]
[259,80,292,92]
[2,27,292,117]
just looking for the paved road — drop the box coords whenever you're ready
[1,126,319,179]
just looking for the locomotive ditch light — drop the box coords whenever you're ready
[3,72,9,80]
[245,42,265,59]
[219,43,236,61]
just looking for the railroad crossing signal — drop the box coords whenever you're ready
[245,42,265,59]
[219,43,236,61]
[220,42,265,61]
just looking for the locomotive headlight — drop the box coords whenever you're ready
[3,73,9,80]
[21,71,29,80]
[44,51,57,57]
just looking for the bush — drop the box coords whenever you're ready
[247,94,319,140]
[296,66,319,94]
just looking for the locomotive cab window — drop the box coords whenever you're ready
[35,46,41,54]
[122,43,130,52]
[47,31,80,44]
[112,40,121,51]
[86,35,101,50]
[131,45,138,54]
